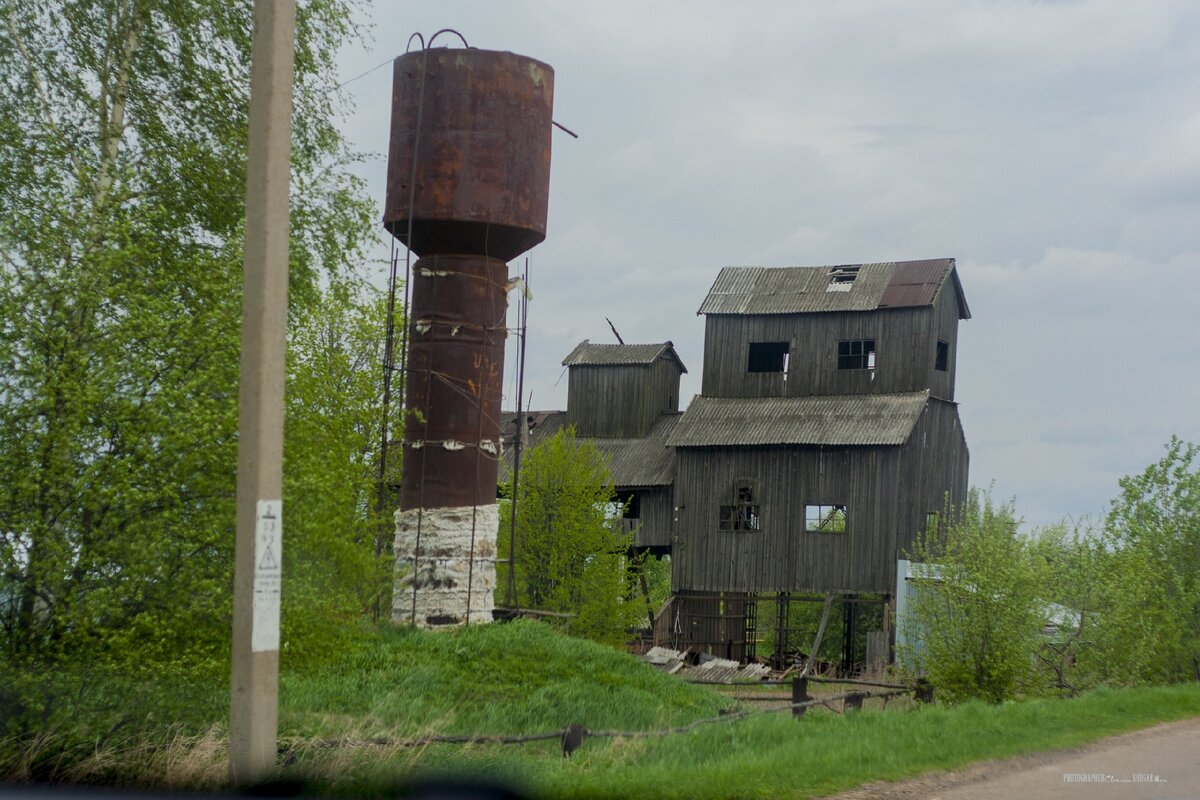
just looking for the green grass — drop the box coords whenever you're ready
[278,619,727,740]
[504,684,1200,799]
[5,620,1200,799]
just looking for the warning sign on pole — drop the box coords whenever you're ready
[252,499,282,652]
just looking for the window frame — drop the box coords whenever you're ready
[935,340,949,372]
[719,480,761,532]
[837,339,876,371]
[747,341,790,374]
[805,503,848,534]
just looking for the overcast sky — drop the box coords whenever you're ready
[334,0,1200,529]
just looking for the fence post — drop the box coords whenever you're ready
[792,677,809,718]
[562,724,586,757]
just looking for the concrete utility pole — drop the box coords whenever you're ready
[230,0,296,784]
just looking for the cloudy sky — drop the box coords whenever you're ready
[334,0,1200,529]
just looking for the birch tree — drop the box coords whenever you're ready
[0,0,377,683]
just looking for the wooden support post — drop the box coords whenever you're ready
[638,568,656,633]
[791,676,809,718]
[799,592,834,679]
[561,724,586,757]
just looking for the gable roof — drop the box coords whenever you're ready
[561,340,688,373]
[499,411,680,488]
[666,391,931,448]
[697,259,970,319]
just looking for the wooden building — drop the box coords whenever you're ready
[502,259,971,666]
[664,258,970,662]
[501,341,686,552]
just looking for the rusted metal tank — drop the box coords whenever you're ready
[384,48,554,262]
[399,253,507,509]
[387,42,555,627]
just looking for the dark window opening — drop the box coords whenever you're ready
[935,340,949,372]
[622,492,642,520]
[720,482,760,531]
[827,266,860,292]
[837,339,876,370]
[747,341,789,373]
[805,504,847,533]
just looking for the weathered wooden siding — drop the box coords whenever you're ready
[891,398,969,562]
[927,284,960,401]
[701,307,948,398]
[616,485,674,549]
[567,359,681,438]
[671,399,968,594]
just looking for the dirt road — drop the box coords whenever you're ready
[827,717,1200,800]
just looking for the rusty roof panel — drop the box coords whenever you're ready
[889,259,953,284]
[698,259,961,316]
[878,282,939,309]
[878,259,951,309]
[666,391,930,447]
[562,340,687,373]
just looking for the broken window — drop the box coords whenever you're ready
[720,482,761,531]
[747,341,789,373]
[805,504,847,533]
[826,266,860,292]
[622,491,642,520]
[935,340,949,372]
[837,339,876,370]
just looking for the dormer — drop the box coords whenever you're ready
[562,341,688,438]
[697,259,970,400]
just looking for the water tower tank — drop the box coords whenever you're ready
[384,48,554,261]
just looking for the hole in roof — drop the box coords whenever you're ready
[827,266,860,292]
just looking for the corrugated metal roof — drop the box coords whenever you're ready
[561,340,688,373]
[879,259,951,311]
[697,259,967,318]
[499,412,679,487]
[591,414,680,487]
[666,391,931,447]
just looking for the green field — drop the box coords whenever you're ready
[5,620,1200,798]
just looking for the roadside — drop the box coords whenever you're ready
[825,716,1200,800]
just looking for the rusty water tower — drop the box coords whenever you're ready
[385,43,553,627]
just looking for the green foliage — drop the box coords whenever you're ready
[1025,521,1104,694]
[638,553,673,614]
[282,281,398,668]
[496,428,643,646]
[901,489,1046,703]
[0,0,381,735]
[1091,437,1200,685]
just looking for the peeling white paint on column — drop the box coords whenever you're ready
[393,504,498,627]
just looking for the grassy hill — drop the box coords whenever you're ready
[7,619,1200,799]
[280,619,727,740]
